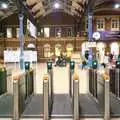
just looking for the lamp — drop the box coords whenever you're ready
[114,4,120,9]
[54,2,60,9]
[1,2,8,9]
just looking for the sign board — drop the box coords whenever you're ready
[93,32,100,40]
[85,42,96,48]
[27,19,37,39]
[4,50,37,63]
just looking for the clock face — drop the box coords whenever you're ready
[93,32,100,40]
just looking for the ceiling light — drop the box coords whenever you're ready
[54,2,60,9]
[114,4,120,9]
[1,3,8,9]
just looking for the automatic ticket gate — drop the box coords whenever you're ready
[13,70,34,120]
[89,69,110,120]
[44,65,110,120]
[109,68,120,117]
[109,68,120,98]
[43,67,79,120]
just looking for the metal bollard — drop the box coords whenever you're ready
[104,74,110,120]
[43,74,49,120]
[73,74,79,120]
[13,80,19,120]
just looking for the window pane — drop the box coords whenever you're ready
[111,18,119,31]
[16,28,19,38]
[96,19,105,31]
[44,27,50,38]
[7,28,12,38]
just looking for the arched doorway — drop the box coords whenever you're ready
[66,43,73,58]
[81,42,89,59]
[110,42,119,55]
[96,42,106,63]
[55,44,62,57]
[44,44,51,58]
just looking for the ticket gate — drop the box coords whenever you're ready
[43,68,79,120]
[109,68,120,117]
[13,69,34,120]
[109,68,120,98]
[88,69,110,120]
[0,67,12,118]
[0,67,7,95]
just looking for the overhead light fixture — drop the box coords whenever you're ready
[114,4,120,9]
[54,2,60,9]
[1,3,8,9]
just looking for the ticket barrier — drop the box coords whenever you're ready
[43,69,79,120]
[0,67,7,95]
[69,67,74,97]
[13,69,34,120]
[89,69,97,98]
[89,69,110,120]
[109,69,115,94]
[97,72,110,120]
[109,68,120,98]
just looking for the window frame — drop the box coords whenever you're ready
[7,28,12,38]
[111,18,119,31]
[96,18,105,31]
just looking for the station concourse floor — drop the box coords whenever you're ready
[1,62,120,120]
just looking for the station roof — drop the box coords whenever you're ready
[0,0,119,21]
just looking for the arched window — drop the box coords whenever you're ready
[66,43,73,58]
[97,42,106,63]
[44,44,51,58]
[55,44,62,57]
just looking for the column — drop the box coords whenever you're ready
[19,14,25,71]
[88,12,93,41]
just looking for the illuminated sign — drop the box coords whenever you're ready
[93,32,100,40]
[85,42,96,48]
